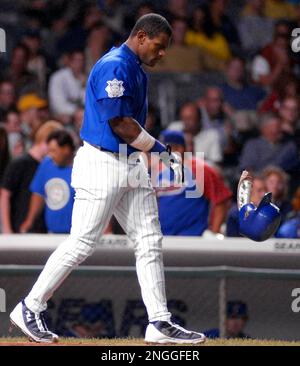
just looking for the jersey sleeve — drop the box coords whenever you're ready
[30,162,45,197]
[92,60,135,121]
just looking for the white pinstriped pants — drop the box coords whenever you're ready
[25,142,171,322]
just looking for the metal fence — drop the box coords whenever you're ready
[1,264,300,340]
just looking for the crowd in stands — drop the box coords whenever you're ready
[1,0,300,238]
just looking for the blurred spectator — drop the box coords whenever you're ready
[156,130,232,236]
[67,106,85,147]
[185,6,231,70]
[238,0,274,57]
[48,49,86,124]
[226,175,266,237]
[197,87,235,158]
[230,110,259,137]
[239,113,300,174]
[164,0,190,19]
[3,109,21,134]
[276,186,300,238]
[251,21,293,89]
[21,29,50,94]
[259,76,300,113]
[0,125,10,185]
[56,4,102,57]
[60,301,115,338]
[206,0,241,55]
[150,17,205,73]
[137,1,155,17]
[0,80,16,121]
[0,44,40,96]
[264,0,297,19]
[168,101,223,165]
[262,165,292,220]
[124,1,155,33]
[7,132,25,159]
[20,129,75,234]
[17,93,48,146]
[221,57,266,111]
[290,3,300,33]
[85,22,112,73]
[0,121,62,233]
[198,87,232,128]
[99,0,126,37]
[278,96,300,148]
[204,300,251,339]
[144,104,161,139]
[3,109,24,158]
[43,16,70,64]
[0,125,10,232]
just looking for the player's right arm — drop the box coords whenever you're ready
[109,116,163,152]
[93,60,183,181]
[110,116,183,183]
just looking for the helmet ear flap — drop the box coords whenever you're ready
[257,192,272,209]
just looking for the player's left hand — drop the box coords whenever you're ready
[169,151,184,185]
[160,145,184,185]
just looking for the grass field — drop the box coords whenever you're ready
[0,337,300,346]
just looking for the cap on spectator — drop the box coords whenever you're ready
[17,93,47,112]
[160,130,185,146]
[227,301,248,319]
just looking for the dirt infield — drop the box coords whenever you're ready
[1,337,300,346]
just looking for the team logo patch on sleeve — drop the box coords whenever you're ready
[105,79,125,98]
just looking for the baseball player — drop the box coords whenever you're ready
[10,14,206,344]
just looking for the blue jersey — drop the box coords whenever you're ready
[80,43,148,154]
[30,157,75,233]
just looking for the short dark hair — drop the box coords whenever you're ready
[3,108,18,121]
[130,13,172,39]
[46,130,75,151]
[67,48,84,57]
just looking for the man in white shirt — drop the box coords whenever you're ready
[48,49,86,124]
[167,101,223,166]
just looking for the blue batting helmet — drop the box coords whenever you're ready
[239,192,281,242]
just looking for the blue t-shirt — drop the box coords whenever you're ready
[30,157,75,233]
[221,82,266,110]
[157,167,210,236]
[80,43,148,154]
